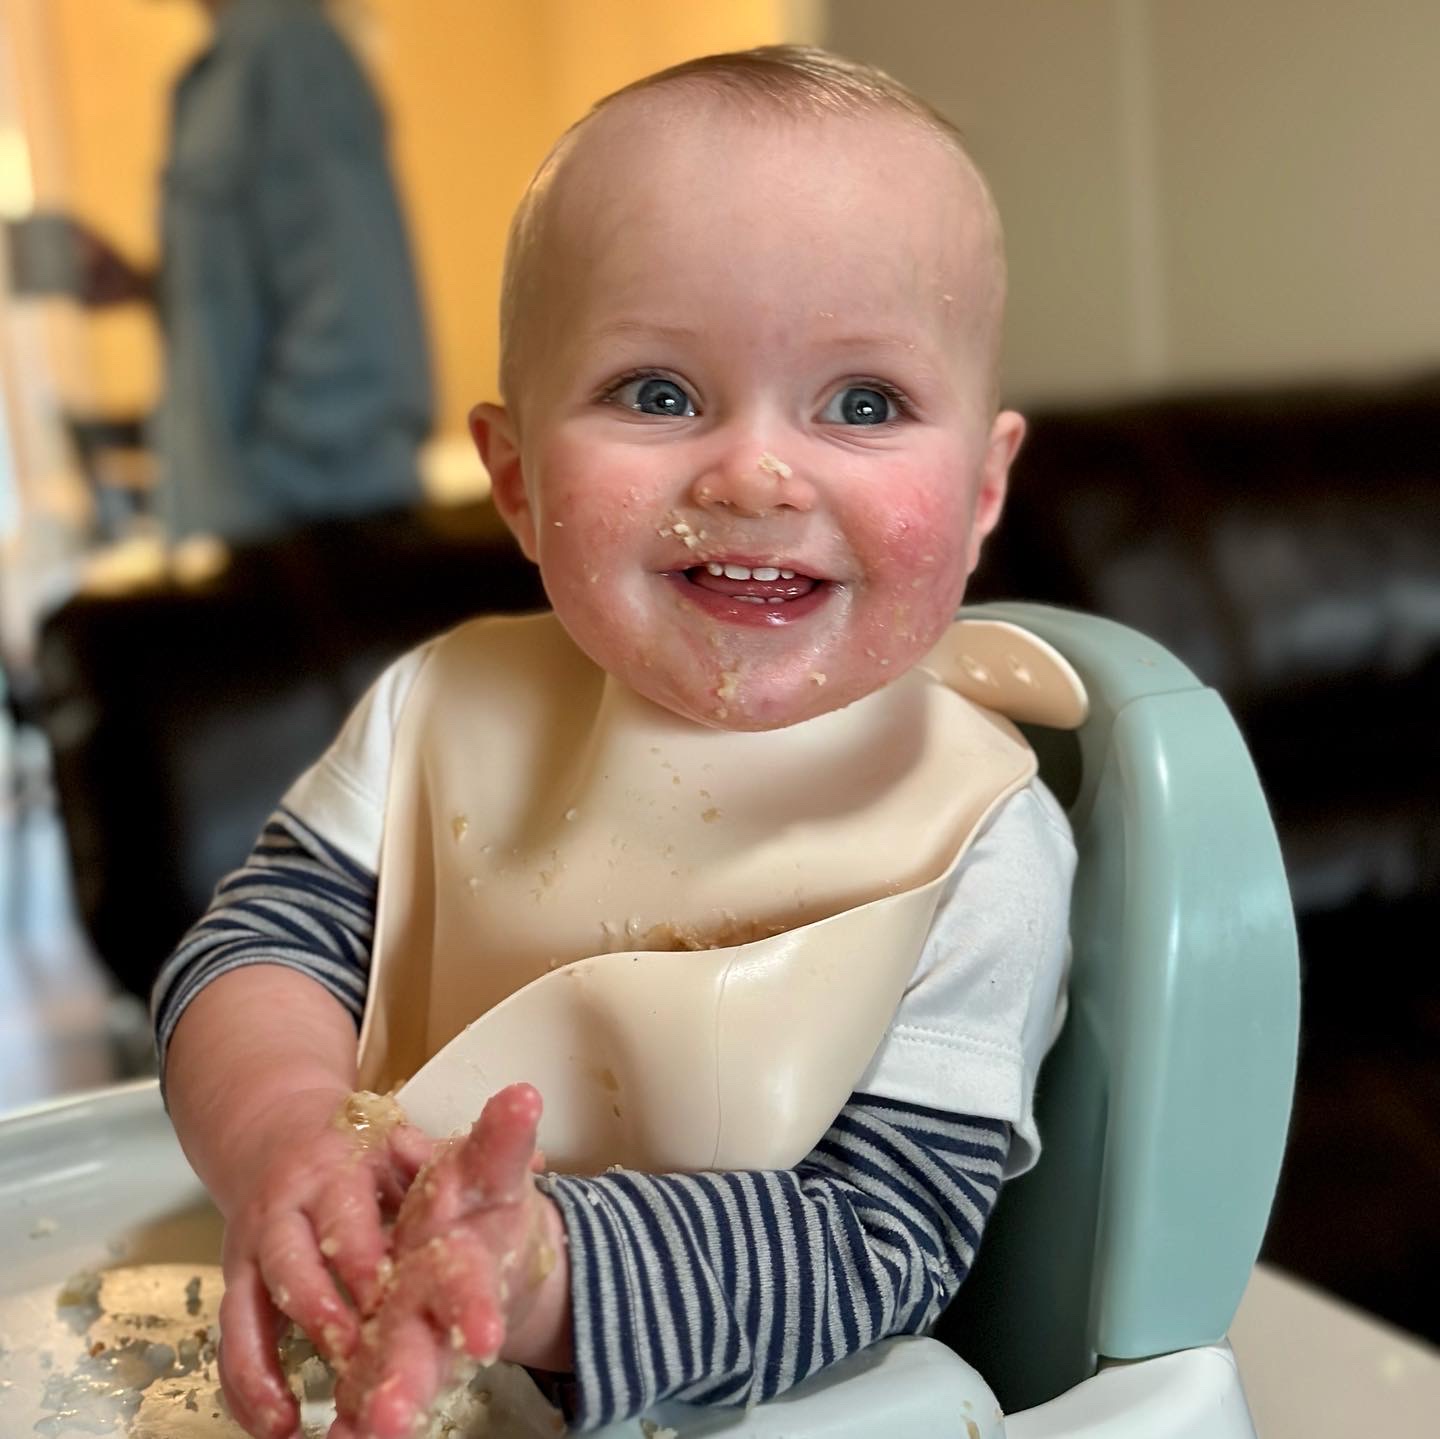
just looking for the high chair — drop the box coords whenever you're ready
[0,604,1298,1438]
[591,601,1301,1437]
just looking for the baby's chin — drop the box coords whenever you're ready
[643,668,884,734]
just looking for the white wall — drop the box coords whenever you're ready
[824,0,1440,405]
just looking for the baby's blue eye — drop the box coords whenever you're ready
[822,386,897,426]
[612,376,696,417]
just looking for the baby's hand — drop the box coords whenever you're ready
[216,1087,433,1439]
[329,1083,566,1439]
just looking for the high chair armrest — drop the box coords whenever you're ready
[1004,1343,1257,1439]
[593,1337,1005,1438]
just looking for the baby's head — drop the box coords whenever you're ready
[472,46,1025,731]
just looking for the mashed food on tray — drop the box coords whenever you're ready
[45,1263,563,1438]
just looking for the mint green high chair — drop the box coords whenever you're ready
[937,601,1300,1435]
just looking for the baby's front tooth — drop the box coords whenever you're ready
[780,569,796,580]
[723,564,752,581]
[706,562,725,576]
[752,567,780,581]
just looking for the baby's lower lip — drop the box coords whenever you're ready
[665,569,831,626]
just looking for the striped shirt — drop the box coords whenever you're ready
[545,1098,1006,1426]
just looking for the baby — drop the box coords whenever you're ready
[154,45,1075,1439]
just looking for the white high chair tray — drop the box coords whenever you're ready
[5,1082,1435,1439]
[0,1082,230,1436]
[0,1082,1004,1438]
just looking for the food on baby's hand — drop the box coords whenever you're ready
[332,1088,408,1147]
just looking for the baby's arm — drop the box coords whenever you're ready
[545,1094,1007,1427]
[158,809,428,1439]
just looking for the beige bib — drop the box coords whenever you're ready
[357,613,1086,1171]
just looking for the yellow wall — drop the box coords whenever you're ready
[14,0,204,415]
[13,0,788,439]
[370,0,786,434]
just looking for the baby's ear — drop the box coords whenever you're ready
[470,403,538,562]
[966,409,1025,575]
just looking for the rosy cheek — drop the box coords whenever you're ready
[858,486,968,583]
[843,484,972,666]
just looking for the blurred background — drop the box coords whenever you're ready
[0,0,1434,1407]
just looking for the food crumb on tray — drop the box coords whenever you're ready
[38,1264,565,1438]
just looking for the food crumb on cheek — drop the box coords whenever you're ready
[657,514,703,551]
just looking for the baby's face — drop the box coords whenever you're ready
[477,101,1023,730]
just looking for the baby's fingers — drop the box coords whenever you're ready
[329,1228,513,1439]
[391,1088,540,1255]
[257,1209,360,1363]
[457,1083,544,1203]
[217,1262,299,1439]
[331,1303,450,1439]
[309,1175,391,1317]
[409,1235,507,1364]
[384,1123,436,1191]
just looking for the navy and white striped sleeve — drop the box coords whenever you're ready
[541,1093,1009,1429]
[150,805,377,1071]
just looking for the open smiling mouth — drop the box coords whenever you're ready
[668,561,832,625]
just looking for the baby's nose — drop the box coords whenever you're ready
[691,451,816,517]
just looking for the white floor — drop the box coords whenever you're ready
[1,709,1436,1437]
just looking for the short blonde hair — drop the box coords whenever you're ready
[498,45,1005,407]
[597,43,970,142]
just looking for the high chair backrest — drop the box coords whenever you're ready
[937,603,1300,1412]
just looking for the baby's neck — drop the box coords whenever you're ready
[588,668,915,785]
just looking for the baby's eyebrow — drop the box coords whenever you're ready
[589,318,702,344]
[820,332,927,352]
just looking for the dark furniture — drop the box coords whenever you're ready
[36,502,544,1003]
[34,370,1439,1342]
